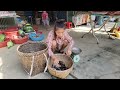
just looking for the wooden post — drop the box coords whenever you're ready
[67,11,68,22]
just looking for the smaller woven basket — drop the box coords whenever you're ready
[48,54,73,79]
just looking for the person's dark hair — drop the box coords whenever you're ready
[54,19,66,29]
[54,19,66,38]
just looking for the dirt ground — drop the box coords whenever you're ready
[0,22,120,79]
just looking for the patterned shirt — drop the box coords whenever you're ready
[46,30,74,57]
[42,12,48,20]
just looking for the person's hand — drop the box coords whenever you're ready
[51,56,60,67]
[65,50,72,56]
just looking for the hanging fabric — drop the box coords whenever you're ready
[72,13,90,26]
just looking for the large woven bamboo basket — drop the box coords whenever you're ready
[17,41,48,76]
[48,54,73,79]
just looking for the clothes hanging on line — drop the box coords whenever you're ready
[72,14,90,26]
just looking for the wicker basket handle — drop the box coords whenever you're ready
[30,55,34,76]
[29,53,48,76]
[43,53,49,73]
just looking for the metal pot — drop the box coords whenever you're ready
[72,47,82,55]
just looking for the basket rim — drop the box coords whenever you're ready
[48,54,73,72]
[13,35,28,40]
[48,65,73,73]
[17,41,48,54]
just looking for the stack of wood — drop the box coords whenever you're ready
[106,11,120,15]
[90,11,120,16]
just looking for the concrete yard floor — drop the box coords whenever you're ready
[0,22,120,79]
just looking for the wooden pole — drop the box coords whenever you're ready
[67,11,68,22]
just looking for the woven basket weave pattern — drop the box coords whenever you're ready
[17,41,48,76]
[48,54,73,79]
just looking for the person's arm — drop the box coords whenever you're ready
[46,31,60,66]
[46,31,54,57]
[65,31,74,51]
[46,13,49,20]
